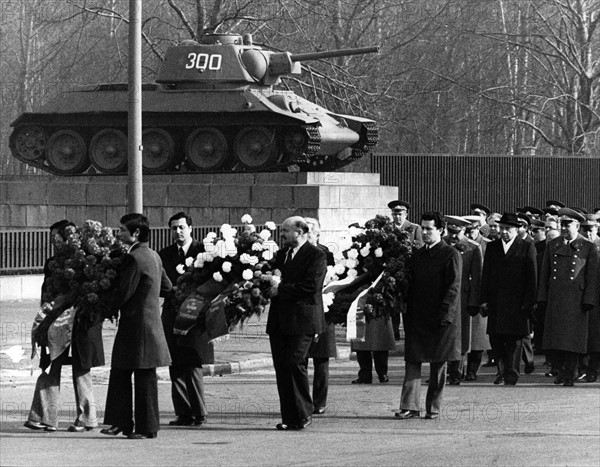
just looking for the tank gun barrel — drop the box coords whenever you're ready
[291,46,379,62]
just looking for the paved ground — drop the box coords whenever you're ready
[1,299,599,466]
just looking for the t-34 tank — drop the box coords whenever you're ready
[9,33,378,175]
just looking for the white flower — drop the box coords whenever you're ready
[334,263,346,275]
[333,249,345,261]
[360,246,370,257]
[204,232,217,242]
[175,264,185,275]
[262,240,279,255]
[262,250,273,261]
[242,269,253,281]
[185,257,194,267]
[247,255,259,266]
[347,248,359,259]
[220,223,232,234]
[270,275,281,286]
[347,268,358,279]
[374,247,383,258]
[202,251,215,263]
[221,261,232,273]
[265,221,276,230]
[259,229,271,240]
[252,242,263,251]
[241,214,253,224]
[273,269,282,277]
[213,272,223,282]
[193,256,204,268]
[345,258,358,269]
[338,237,353,252]
[240,253,252,264]
[322,292,335,312]
[225,240,238,257]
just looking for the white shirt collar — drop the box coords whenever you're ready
[127,241,140,254]
[178,238,193,255]
[502,236,516,253]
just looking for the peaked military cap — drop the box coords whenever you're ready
[388,200,411,211]
[558,207,585,223]
[470,203,491,215]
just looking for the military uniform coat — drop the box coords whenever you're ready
[110,242,172,369]
[404,241,462,363]
[481,237,537,338]
[396,220,423,248]
[159,239,215,366]
[588,237,600,352]
[538,235,600,354]
[444,237,483,354]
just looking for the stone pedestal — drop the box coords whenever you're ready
[1,173,398,243]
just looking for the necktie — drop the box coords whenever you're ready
[285,249,293,264]
[178,247,185,264]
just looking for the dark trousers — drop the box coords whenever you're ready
[466,350,483,376]
[104,368,159,434]
[169,365,207,418]
[356,350,389,382]
[400,361,447,414]
[552,350,579,380]
[489,334,523,384]
[448,355,465,381]
[522,335,534,366]
[308,357,329,409]
[269,332,314,426]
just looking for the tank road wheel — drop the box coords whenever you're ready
[233,126,278,170]
[46,130,89,174]
[283,128,308,158]
[10,126,46,162]
[89,129,128,173]
[142,128,177,172]
[185,128,228,171]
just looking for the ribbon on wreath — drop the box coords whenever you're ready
[346,271,385,342]
[174,278,227,337]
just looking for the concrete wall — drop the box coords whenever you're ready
[0,275,43,301]
[0,173,396,244]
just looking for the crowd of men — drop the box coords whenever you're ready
[391,200,600,420]
[23,200,599,434]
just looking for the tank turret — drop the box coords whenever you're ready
[10,33,379,175]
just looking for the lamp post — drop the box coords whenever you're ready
[127,0,143,212]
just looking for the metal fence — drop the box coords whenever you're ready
[372,153,600,215]
[0,225,281,274]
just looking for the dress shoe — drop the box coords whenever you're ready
[493,375,504,385]
[313,407,326,415]
[351,378,372,384]
[424,413,439,420]
[524,363,535,374]
[276,423,295,431]
[562,378,574,387]
[298,417,312,429]
[553,375,564,385]
[448,378,461,385]
[127,432,157,439]
[465,373,477,381]
[194,416,207,426]
[576,372,588,382]
[100,426,131,436]
[482,360,496,367]
[504,380,517,386]
[379,375,389,383]
[169,416,194,426]
[68,425,94,433]
[395,410,419,420]
[583,373,598,383]
[545,370,558,377]
[24,421,45,431]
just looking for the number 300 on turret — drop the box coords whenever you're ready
[185,53,222,71]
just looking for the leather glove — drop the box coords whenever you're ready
[582,304,594,313]
[467,306,480,317]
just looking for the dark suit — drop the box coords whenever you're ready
[306,244,335,410]
[159,239,213,421]
[400,241,462,415]
[267,241,327,426]
[104,242,172,435]
[481,237,537,384]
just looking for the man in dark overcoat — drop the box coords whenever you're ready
[481,212,537,386]
[103,213,172,439]
[267,216,327,431]
[304,218,336,414]
[159,212,213,426]
[443,216,483,384]
[538,208,600,386]
[396,211,461,420]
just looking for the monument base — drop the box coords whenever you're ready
[1,173,397,243]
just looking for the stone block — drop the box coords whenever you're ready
[144,183,169,207]
[47,205,68,224]
[339,186,387,209]
[252,185,293,208]
[82,206,107,225]
[105,206,127,228]
[168,184,210,207]
[210,185,251,208]
[0,276,22,301]
[318,186,341,208]
[254,173,300,185]
[86,184,127,206]
[5,205,27,228]
[170,173,213,184]
[201,207,233,225]
[4,181,47,205]
[65,206,87,225]
[293,186,320,209]
[302,172,381,186]
[145,207,167,228]
[25,205,48,228]
[48,182,87,205]
[212,173,255,186]
[0,179,7,204]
